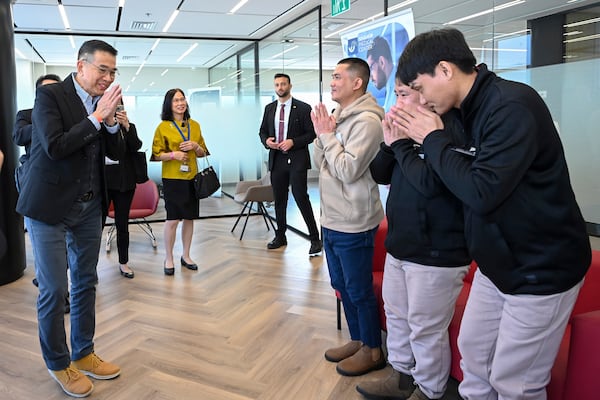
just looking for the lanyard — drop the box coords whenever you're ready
[171,121,190,141]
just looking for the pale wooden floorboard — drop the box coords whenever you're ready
[4,191,589,399]
[0,195,383,400]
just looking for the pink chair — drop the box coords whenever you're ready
[106,180,160,252]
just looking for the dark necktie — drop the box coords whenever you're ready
[278,104,285,143]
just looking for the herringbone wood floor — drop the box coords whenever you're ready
[0,195,403,400]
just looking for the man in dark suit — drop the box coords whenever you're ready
[259,73,322,256]
[16,40,123,398]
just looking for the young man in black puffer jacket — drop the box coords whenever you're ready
[395,28,590,400]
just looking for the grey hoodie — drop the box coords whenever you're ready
[313,93,385,233]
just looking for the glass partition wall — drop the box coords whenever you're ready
[12,1,600,230]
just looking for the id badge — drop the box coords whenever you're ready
[180,164,190,172]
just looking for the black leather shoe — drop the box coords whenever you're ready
[119,265,135,279]
[309,240,322,256]
[267,236,287,249]
[180,257,198,271]
[164,261,175,276]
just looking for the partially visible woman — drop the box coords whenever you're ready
[105,104,142,279]
[151,88,208,275]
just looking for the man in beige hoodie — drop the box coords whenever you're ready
[311,57,385,376]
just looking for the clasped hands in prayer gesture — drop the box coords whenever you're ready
[94,84,122,125]
[386,102,444,145]
[310,103,337,137]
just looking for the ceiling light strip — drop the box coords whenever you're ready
[177,42,198,62]
[482,29,530,43]
[564,16,600,28]
[57,2,71,30]
[229,0,248,14]
[270,45,298,59]
[326,0,418,39]
[564,33,600,43]
[444,0,525,26]
[162,10,179,32]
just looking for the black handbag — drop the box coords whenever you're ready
[194,156,220,199]
[132,151,149,183]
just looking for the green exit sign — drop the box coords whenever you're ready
[331,0,350,17]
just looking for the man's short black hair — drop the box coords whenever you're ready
[77,40,118,61]
[35,74,61,88]
[367,36,392,63]
[274,73,291,84]
[338,57,370,93]
[398,28,476,85]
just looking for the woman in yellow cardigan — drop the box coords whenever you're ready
[152,88,209,275]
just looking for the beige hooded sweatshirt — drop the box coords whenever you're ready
[313,93,385,233]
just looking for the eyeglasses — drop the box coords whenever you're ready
[82,59,119,78]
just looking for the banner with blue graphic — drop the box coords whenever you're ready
[340,9,415,111]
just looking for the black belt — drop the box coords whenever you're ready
[78,191,94,202]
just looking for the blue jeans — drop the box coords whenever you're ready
[27,196,102,371]
[323,226,381,348]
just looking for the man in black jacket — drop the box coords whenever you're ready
[259,73,321,256]
[394,28,591,400]
[356,81,471,400]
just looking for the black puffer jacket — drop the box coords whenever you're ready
[423,64,590,294]
[370,110,471,267]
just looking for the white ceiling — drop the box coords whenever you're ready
[11,0,599,72]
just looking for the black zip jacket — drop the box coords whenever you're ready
[422,64,590,294]
[370,110,471,267]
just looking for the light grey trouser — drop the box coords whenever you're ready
[383,254,469,399]
[458,269,582,400]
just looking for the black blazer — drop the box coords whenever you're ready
[16,74,121,224]
[258,97,316,171]
[13,108,33,165]
[105,123,142,192]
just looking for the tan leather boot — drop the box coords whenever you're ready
[324,340,362,362]
[336,345,386,376]
[356,368,416,399]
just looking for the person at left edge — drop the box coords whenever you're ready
[151,88,209,276]
[259,73,322,256]
[16,40,123,398]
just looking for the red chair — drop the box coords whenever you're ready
[106,180,160,252]
[336,217,387,331]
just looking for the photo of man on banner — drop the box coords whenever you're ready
[340,9,415,112]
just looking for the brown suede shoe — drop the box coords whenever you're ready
[406,386,432,400]
[336,345,386,376]
[72,352,121,380]
[48,364,94,398]
[356,368,416,399]
[324,340,362,362]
